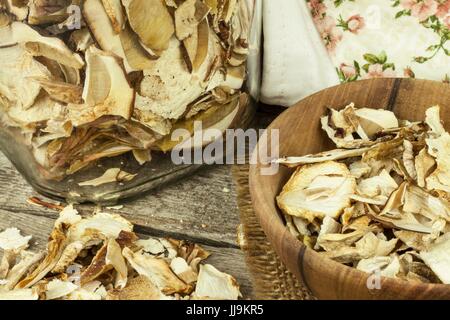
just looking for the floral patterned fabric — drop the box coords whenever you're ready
[307,0,450,83]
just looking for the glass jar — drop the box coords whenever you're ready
[0,0,261,204]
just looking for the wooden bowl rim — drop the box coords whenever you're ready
[249,78,450,295]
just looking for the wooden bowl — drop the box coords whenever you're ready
[249,78,450,300]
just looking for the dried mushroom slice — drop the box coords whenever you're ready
[192,19,210,72]
[67,211,133,241]
[415,148,436,188]
[132,149,151,165]
[136,33,223,120]
[10,22,84,69]
[403,185,450,222]
[403,140,417,180]
[174,240,211,266]
[29,76,83,104]
[170,257,198,284]
[407,261,441,283]
[119,23,158,70]
[223,65,246,90]
[0,251,15,281]
[420,234,450,284]
[277,161,356,222]
[174,0,210,41]
[0,228,32,251]
[154,93,243,152]
[106,275,162,300]
[362,137,404,163]
[356,169,398,204]
[105,239,128,289]
[349,161,371,179]
[3,0,29,21]
[16,227,67,288]
[316,229,368,252]
[27,0,71,26]
[51,210,132,274]
[69,28,94,53]
[83,0,134,72]
[136,238,178,260]
[354,108,399,138]
[3,251,45,290]
[354,232,397,258]
[75,46,134,125]
[275,147,371,168]
[193,264,241,300]
[133,106,173,136]
[320,104,398,148]
[0,9,13,28]
[101,0,126,33]
[80,242,111,285]
[365,184,434,233]
[425,132,450,193]
[0,288,39,300]
[122,0,174,52]
[83,0,125,55]
[78,168,136,187]
[320,231,396,265]
[394,230,428,251]
[55,203,82,226]
[45,279,78,300]
[1,251,21,284]
[0,45,51,110]
[64,142,135,175]
[425,106,446,137]
[78,231,135,285]
[0,23,16,47]
[357,255,401,279]
[59,63,81,85]
[66,281,108,300]
[7,93,64,128]
[181,30,198,73]
[51,241,86,274]
[122,247,190,295]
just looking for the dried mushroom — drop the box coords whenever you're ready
[320,104,399,149]
[420,234,450,284]
[0,203,241,300]
[101,0,126,33]
[9,22,84,69]
[174,0,210,41]
[78,46,134,123]
[0,0,252,179]
[0,228,32,251]
[277,104,450,284]
[277,161,356,222]
[122,0,174,52]
[78,168,136,187]
[193,264,241,300]
[0,45,51,110]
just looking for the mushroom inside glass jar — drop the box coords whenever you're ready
[0,0,261,202]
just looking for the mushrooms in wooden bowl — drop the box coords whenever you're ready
[249,78,450,300]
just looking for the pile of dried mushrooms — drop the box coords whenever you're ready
[0,204,241,300]
[0,0,251,178]
[277,104,450,284]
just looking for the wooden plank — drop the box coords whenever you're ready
[0,209,254,298]
[0,153,241,247]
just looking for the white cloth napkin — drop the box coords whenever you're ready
[260,0,339,107]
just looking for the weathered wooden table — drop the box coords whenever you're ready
[0,154,254,297]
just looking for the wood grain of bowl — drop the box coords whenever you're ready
[249,78,450,300]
